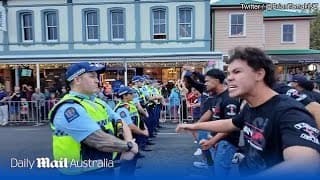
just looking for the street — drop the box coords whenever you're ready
[0,122,211,177]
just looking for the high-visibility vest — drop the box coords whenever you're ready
[114,101,141,128]
[133,86,147,106]
[49,94,117,174]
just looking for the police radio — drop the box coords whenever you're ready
[114,120,124,140]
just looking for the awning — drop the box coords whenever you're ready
[266,49,320,64]
[0,52,223,64]
[270,54,320,64]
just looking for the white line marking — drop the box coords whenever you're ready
[157,132,179,135]
[14,128,42,131]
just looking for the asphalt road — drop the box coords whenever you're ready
[0,122,212,177]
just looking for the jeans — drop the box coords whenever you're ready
[197,130,209,142]
[210,140,237,177]
[198,131,213,165]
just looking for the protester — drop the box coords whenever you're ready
[177,47,320,176]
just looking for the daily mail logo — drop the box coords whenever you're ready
[36,157,68,168]
[10,157,114,169]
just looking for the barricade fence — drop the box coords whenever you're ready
[0,99,59,126]
[0,94,193,126]
[159,95,195,124]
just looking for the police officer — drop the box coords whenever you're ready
[49,62,138,175]
[141,75,162,138]
[114,86,150,151]
[131,76,149,118]
[150,80,165,130]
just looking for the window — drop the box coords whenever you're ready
[21,13,33,42]
[45,12,58,41]
[111,10,124,40]
[178,8,192,38]
[152,8,166,40]
[282,24,294,43]
[0,6,6,31]
[0,10,3,30]
[229,14,245,36]
[85,11,99,40]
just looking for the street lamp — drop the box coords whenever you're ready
[308,64,317,72]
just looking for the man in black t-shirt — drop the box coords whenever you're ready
[198,69,240,176]
[177,47,320,176]
[289,75,320,103]
[273,82,320,129]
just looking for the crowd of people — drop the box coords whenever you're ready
[0,83,67,126]
[176,47,320,177]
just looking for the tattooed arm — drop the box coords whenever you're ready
[83,129,137,153]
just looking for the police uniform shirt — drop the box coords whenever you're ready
[97,97,122,122]
[232,95,320,175]
[115,106,133,125]
[53,92,101,142]
[132,88,140,105]
[140,85,150,99]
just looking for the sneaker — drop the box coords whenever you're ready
[194,140,198,144]
[193,148,202,156]
[193,161,209,169]
[0,122,8,126]
[232,153,245,164]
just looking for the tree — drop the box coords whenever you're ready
[310,10,320,50]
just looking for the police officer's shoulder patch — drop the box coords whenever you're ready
[120,111,127,118]
[64,107,80,123]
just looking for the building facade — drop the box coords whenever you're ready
[211,0,320,81]
[0,0,222,90]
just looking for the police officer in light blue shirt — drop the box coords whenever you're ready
[115,86,149,151]
[50,62,138,176]
[140,75,157,138]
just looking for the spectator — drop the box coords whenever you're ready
[9,86,26,121]
[44,88,50,100]
[0,83,9,126]
[168,86,180,122]
[58,86,67,98]
[48,93,58,110]
[20,97,29,122]
[25,85,33,101]
[31,88,46,120]
[187,87,199,118]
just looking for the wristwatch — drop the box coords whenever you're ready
[126,141,133,152]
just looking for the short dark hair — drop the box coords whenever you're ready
[206,68,225,84]
[228,47,276,88]
[301,80,315,91]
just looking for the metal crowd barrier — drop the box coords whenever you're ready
[0,93,195,126]
[0,99,59,126]
[159,96,195,124]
